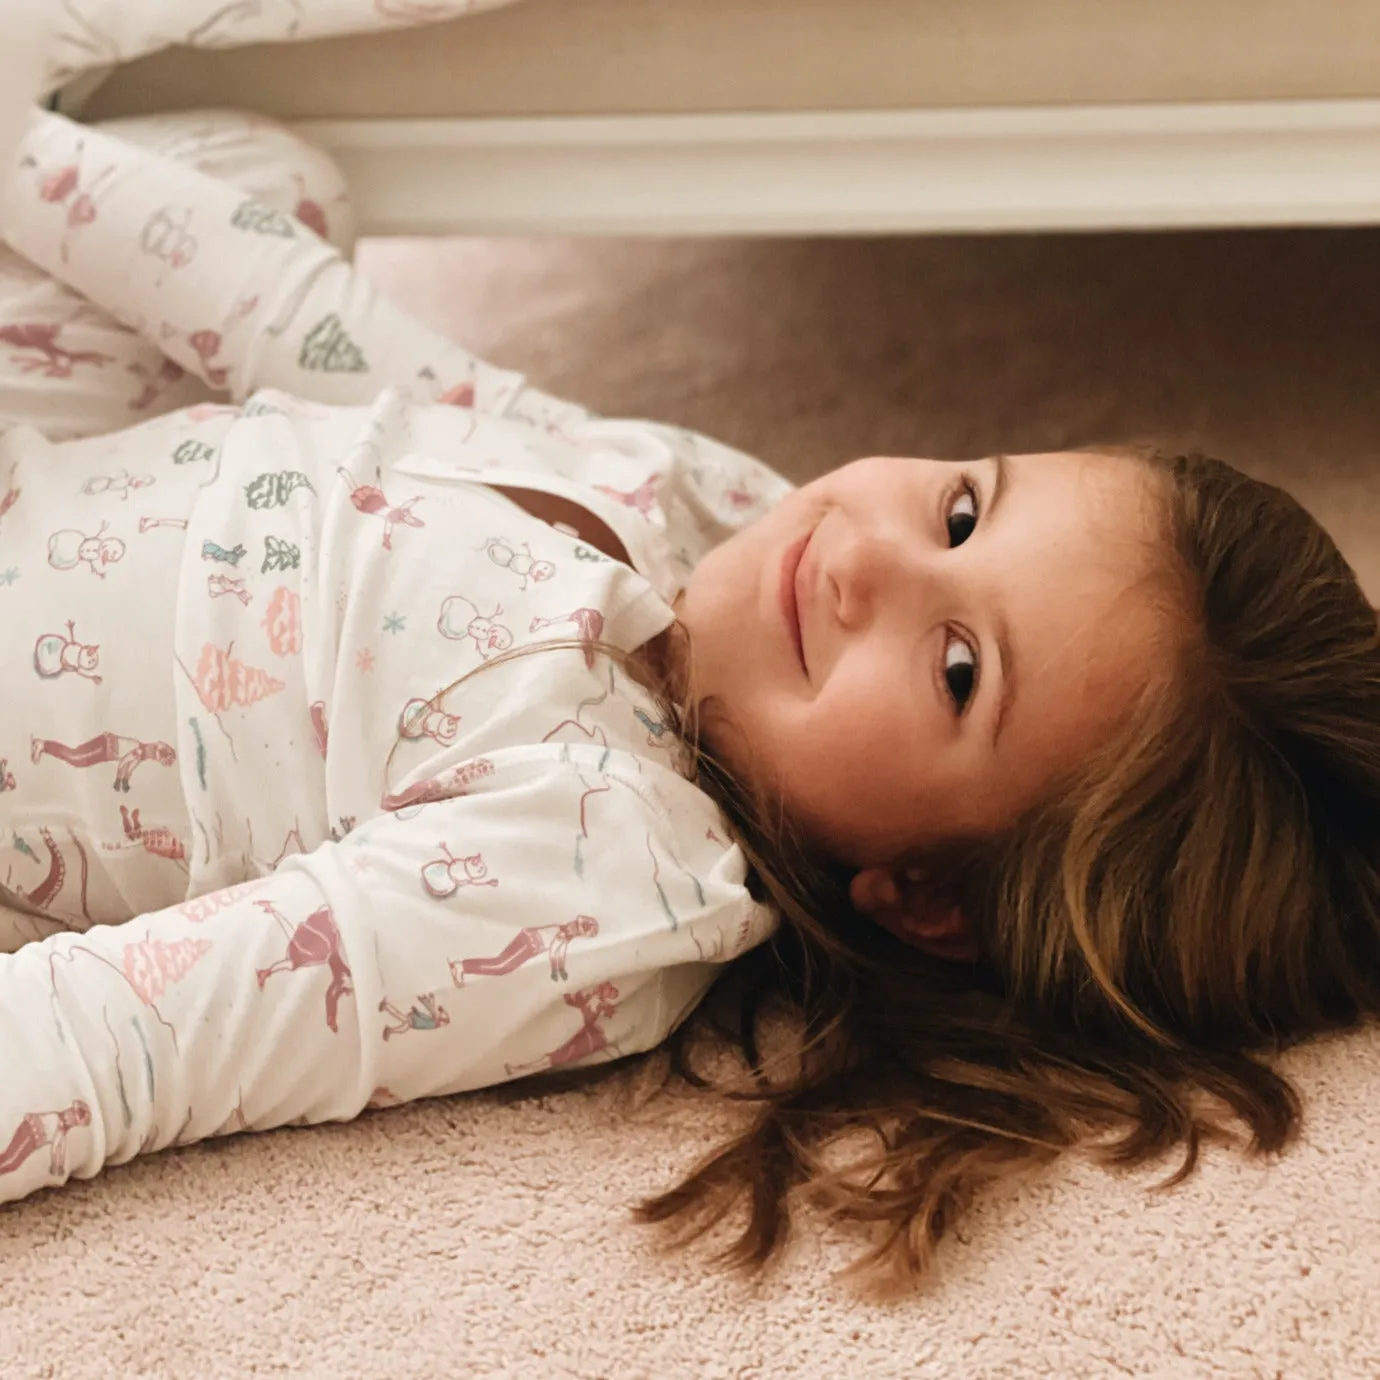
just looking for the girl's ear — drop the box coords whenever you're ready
[848,866,979,962]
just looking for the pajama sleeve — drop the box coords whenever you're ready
[1,108,592,428]
[0,772,755,1204]
[38,0,529,94]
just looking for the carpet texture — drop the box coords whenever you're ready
[5,230,1379,1379]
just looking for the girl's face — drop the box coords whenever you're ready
[674,452,1173,869]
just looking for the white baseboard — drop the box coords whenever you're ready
[291,100,1380,238]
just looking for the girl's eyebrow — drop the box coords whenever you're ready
[988,455,1017,749]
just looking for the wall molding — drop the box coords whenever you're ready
[291,100,1380,237]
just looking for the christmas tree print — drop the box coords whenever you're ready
[298,314,367,373]
[231,200,298,238]
[245,470,314,510]
[192,642,286,712]
[262,535,300,574]
[123,936,213,1004]
[173,438,216,467]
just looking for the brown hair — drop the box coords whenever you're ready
[399,450,1380,1294]
[625,448,1380,1292]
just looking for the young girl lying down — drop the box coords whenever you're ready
[1,108,1378,1290]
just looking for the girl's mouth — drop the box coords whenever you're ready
[779,531,811,675]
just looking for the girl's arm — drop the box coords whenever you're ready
[1,109,575,420]
[42,0,527,94]
[0,783,748,1204]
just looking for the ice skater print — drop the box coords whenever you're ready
[208,574,251,605]
[478,536,555,592]
[48,522,125,577]
[378,993,450,1041]
[448,915,599,989]
[0,1101,92,1181]
[529,607,606,670]
[398,697,460,747]
[337,468,424,550]
[254,900,355,1034]
[81,468,155,501]
[420,845,499,899]
[503,984,622,1078]
[105,805,188,870]
[31,731,176,792]
[379,756,495,813]
[436,594,514,657]
[0,322,113,379]
[594,475,661,517]
[33,621,102,683]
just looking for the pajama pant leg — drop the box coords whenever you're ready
[0,112,355,953]
[0,109,354,441]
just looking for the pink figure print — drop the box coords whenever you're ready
[33,621,102,683]
[437,594,513,657]
[208,573,251,606]
[126,357,186,412]
[138,516,188,533]
[47,522,124,577]
[477,536,555,592]
[378,993,450,1040]
[309,700,329,758]
[504,983,622,1078]
[398,697,460,747]
[594,475,662,517]
[336,468,424,550]
[379,756,495,813]
[290,171,348,240]
[31,731,176,792]
[254,900,354,1034]
[105,805,187,869]
[421,845,499,899]
[0,1101,92,1180]
[529,607,606,670]
[449,915,599,988]
[29,150,117,261]
[0,323,113,379]
[0,760,15,792]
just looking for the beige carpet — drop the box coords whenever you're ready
[7,230,1380,1378]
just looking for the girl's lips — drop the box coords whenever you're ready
[779,532,811,674]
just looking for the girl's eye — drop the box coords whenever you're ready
[944,634,978,712]
[947,481,979,547]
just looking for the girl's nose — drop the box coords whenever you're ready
[831,528,904,630]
